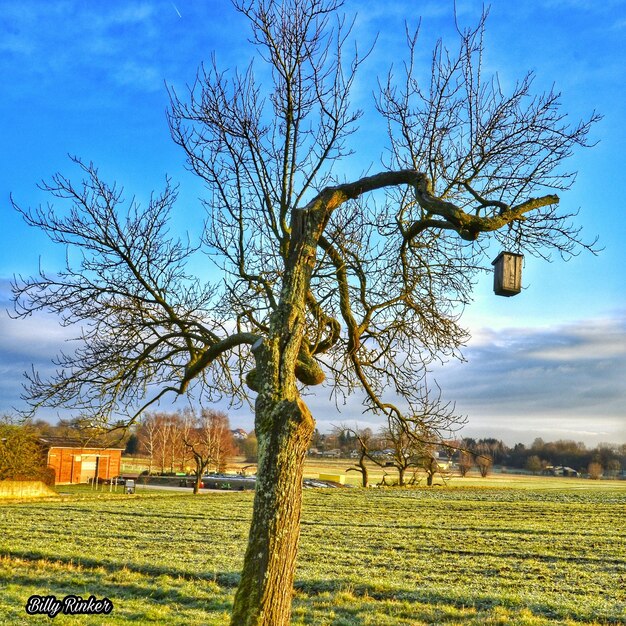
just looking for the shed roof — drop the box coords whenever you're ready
[38,436,125,451]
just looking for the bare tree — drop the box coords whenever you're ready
[137,414,162,475]
[421,454,439,486]
[378,383,463,486]
[345,382,459,488]
[177,413,196,472]
[376,421,418,486]
[140,413,175,474]
[182,409,235,493]
[344,426,374,487]
[156,416,171,474]
[457,450,474,477]
[476,454,493,478]
[162,412,187,474]
[11,2,598,624]
[420,444,455,486]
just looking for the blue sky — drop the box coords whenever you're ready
[0,0,624,445]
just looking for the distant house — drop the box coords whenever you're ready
[542,465,579,478]
[322,449,342,458]
[434,450,453,470]
[39,437,124,484]
[231,428,248,441]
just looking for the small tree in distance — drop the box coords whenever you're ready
[377,422,416,487]
[476,454,493,478]
[377,386,462,486]
[525,455,543,475]
[183,409,235,494]
[345,426,374,488]
[421,453,444,487]
[11,1,599,623]
[243,432,259,463]
[458,450,474,477]
[587,461,603,480]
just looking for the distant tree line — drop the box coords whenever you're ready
[311,428,625,481]
[134,409,258,491]
[3,411,623,484]
[502,437,625,477]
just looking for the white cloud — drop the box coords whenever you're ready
[429,312,626,444]
[1,268,624,445]
[0,312,73,356]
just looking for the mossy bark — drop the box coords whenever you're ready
[229,395,314,625]
[398,466,406,487]
[230,206,322,626]
[359,457,369,488]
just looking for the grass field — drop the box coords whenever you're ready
[1,478,624,625]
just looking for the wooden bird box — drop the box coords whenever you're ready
[492,252,523,297]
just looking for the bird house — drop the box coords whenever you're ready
[492,252,523,297]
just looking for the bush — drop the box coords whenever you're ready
[243,435,258,462]
[588,462,603,480]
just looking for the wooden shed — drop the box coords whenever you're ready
[39,437,124,484]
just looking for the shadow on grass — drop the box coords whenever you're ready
[4,552,620,625]
[293,579,615,625]
[1,554,234,620]
[2,548,240,587]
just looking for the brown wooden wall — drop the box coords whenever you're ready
[46,447,122,484]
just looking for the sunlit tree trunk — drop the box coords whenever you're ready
[349,454,369,488]
[398,465,406,487]
[230,394,314,625]
[230,202,323,625]
[359,458,369,488]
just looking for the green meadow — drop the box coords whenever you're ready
[1,479,624,625]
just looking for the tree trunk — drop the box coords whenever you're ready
[230,200,323,625]
[398,466,405,486]
[359,457,369,488]
[230,395,314,626]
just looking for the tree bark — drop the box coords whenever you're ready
[229,173,455,622]
[398,466,406,487]
[230,203,321,625]
[358,456,369,488]
[230,395,314,626]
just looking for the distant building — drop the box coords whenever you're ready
[322,449,342,458]
[542,465,579,478]
[231,428,248,441]
[39,437,124,484]
[434,450,453,470]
